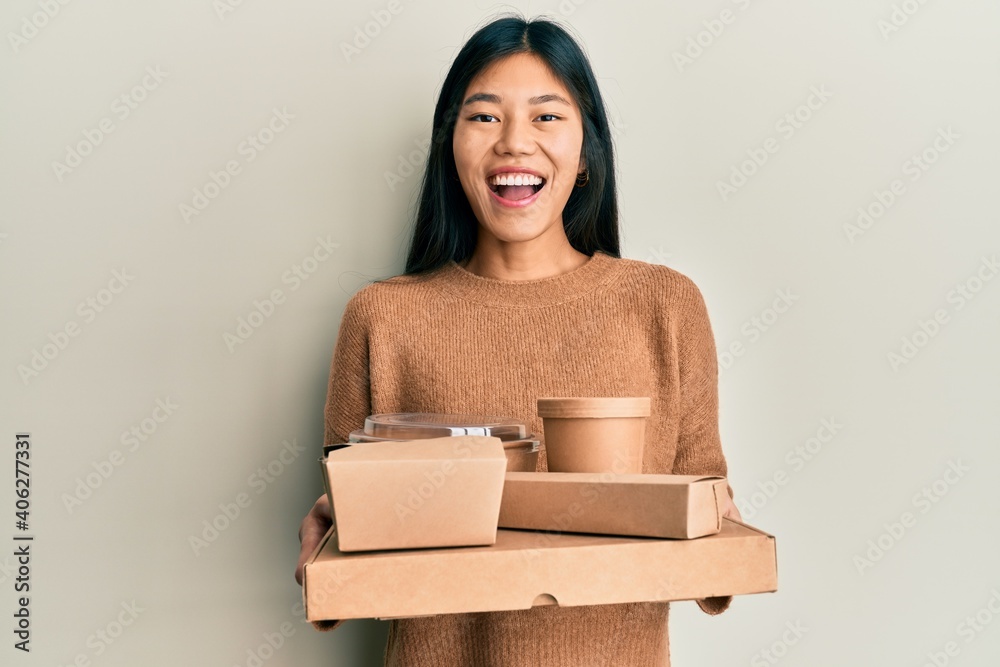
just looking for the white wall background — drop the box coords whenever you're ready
[2,1,999,665]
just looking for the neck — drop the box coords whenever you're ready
[461,231,590,281]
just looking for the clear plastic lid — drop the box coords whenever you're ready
[363,413,528,441]
[349,429,540,451]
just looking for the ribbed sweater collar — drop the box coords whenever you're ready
[434,250,623,307]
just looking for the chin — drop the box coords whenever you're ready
[484,220,553,245]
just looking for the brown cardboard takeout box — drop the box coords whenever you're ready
[322,435,507,552]
[498,472,729,539]
[303,518,777,622]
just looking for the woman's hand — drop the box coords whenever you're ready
[720,489,743,522]
[295,494,332,585]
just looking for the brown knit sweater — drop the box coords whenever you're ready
[321,250,733,666]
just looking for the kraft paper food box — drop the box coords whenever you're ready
[321,435,507,552]
[303,518,777,621]
[497,472,729,539]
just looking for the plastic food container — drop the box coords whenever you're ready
[347,413,540,473]
[536,397,651,473]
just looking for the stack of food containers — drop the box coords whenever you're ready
[307,399,778,622]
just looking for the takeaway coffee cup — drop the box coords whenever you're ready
[537,397,651,474]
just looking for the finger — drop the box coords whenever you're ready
[296,521,328,581]
[295,496,332,585]
[724,500,743,522]
[314,494,331,520]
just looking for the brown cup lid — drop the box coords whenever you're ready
[536,397,651,418]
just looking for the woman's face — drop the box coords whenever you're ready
[452,52,585,247]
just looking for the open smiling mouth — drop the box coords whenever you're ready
[487,174,546,203]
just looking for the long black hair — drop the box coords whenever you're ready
[403,15,620,275]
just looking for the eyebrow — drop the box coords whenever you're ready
[462,92,572,106]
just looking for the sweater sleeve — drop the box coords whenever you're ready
[671,277,727,480]
[670,276,734,617]
[311,291,374,633]
[323,290,374,446]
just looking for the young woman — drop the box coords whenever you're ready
[295,15,741,666]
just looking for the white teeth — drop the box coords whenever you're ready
[490,173,543,186]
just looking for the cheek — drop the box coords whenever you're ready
[451,141,486,211]
[452,135,487,184]
[547,133,584,174]
[452,135,470,174]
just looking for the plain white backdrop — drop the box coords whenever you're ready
[2,0,999,665]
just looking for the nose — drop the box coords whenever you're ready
[494,115,535,156]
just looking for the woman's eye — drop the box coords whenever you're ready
[537,114,559,121]
[470,114,497,122]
